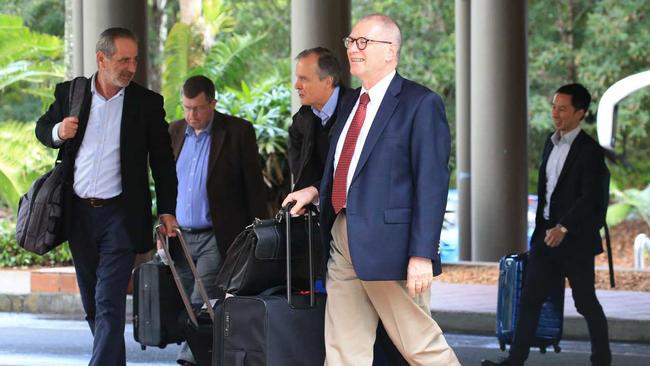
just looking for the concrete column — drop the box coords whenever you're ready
[81,0,148,85]
[290,0,351,114]
[455,0,471,261]
[69,0,84,78]
[470,0,528,261]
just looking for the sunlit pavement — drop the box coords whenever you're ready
[1,312,649,365]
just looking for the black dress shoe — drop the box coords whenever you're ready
[481,358,522,366]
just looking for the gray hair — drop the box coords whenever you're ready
[358,14,402,60]
[95,27,138,57]
[296,47,342,86]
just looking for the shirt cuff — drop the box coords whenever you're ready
[52,122,64,146]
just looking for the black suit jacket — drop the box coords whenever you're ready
[288,86,351,190]
[169,112,268,256]
[35,78,178,254]
[533,129,609,255]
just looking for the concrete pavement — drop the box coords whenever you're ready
[1,266,648,344]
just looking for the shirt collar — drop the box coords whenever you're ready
[361,70,396,104]
[185,118,214,137]
[90,73,125,101]
[551,125,581,146]
[311,86,340,123]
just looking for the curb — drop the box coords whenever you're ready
[433,310,650,344]
[0,293,133,318]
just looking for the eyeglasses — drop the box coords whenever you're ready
[342,36,392,50]
[181,102,212,114]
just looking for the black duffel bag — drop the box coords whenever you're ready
[215,204,320,296]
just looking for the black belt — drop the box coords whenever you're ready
[74,195,122,208]
[180,227,213,234]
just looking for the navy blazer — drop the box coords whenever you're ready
[319,73,450,281]
[532,130,609,255]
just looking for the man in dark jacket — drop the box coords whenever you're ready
[167,75,268,365]
[482,84,611,366]
[35,28,178,366]
[289,47,351,190]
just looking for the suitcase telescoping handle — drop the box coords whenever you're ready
[155,225,215,327]
[280,202,316,307]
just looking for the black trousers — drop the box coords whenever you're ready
[510,231,611,365]
[68,199,136,366]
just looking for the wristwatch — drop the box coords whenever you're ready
[557,225,568,234]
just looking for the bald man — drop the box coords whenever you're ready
[283,14,459,366]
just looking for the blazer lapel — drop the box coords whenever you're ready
[120,83,138,166]
[207,112,227,179]
[350,73,402,184]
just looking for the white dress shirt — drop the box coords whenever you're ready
[543,126,581,219]
[52,75,125,199]
[333,70,396,193]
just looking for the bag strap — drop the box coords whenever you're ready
[604,223,615,288]
[68,76,87,117]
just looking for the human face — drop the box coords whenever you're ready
[97,37,138,89]
[551,93,584,134]
[182,92,216,132]
[294,53,333,111]
[346,19,396,89]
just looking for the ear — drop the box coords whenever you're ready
[576,109,586,121]
[385,44,396,62]
[96,51,105,68]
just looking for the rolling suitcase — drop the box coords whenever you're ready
[496,253,564,354]
[132,248,184,349]
[212,203,325,366]
[157,227,218,366]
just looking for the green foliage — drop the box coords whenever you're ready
[217,80,292,209]
[528,0,650,191]
[608,183,650,228]
[0,121,56,209]
[0,217,72,268]
[0,14,64,121]
[162,22,193,118]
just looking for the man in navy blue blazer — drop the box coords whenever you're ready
[283,14,459,366]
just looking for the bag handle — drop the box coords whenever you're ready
[155,226,215,326]
[604,223,615,288]
[282,201,316,308]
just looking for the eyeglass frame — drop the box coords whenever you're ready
[181,101,214,114]
[342,36,392,50]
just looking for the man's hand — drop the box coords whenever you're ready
[159,214,179,237]
[58,116,79,140]
[281,186,319,215]
[544,225,566,247]
[407,256,434,298]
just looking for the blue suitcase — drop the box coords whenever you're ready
[496,253,564,354]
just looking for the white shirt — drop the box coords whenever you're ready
[543,126,581,219]
[333,70,396,193]
[52,75,125,199]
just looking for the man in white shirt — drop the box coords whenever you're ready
[482,84,611,366]
[283,14,459,366]
[35,28,178,366]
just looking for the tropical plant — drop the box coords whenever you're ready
[0,121,56,210]
[217,79,292,210]
[0,217,72,268]
[0,14,64,115]
[607,182,650,228]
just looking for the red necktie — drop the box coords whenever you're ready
[332,93,370,213]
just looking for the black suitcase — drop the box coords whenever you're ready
[213,204,325,366]
[495,253,564,354]
[132,255,185,349]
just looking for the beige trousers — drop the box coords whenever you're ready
[324,213,460,366]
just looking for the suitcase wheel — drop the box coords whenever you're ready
[539,346,546,354]
[553,344,561,353]
[140,345,146,351]
[499,340,506,351]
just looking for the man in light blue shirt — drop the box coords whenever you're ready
[168,76,267,366]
